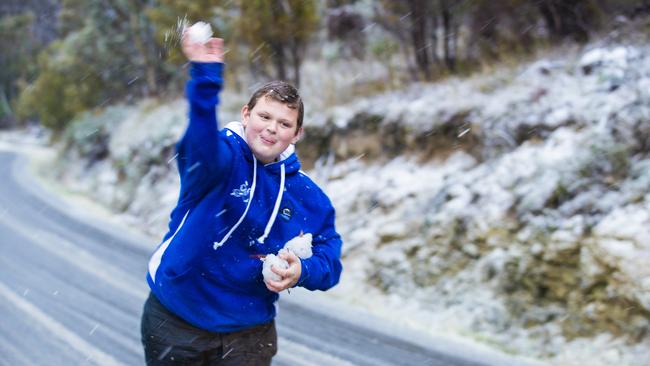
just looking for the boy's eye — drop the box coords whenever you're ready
[260,114,269,120]
[281,122,291,128]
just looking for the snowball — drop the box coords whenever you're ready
[283,233,313,259]
[187,22,213,44]
[262,254,289,282]
[261,232,312,284]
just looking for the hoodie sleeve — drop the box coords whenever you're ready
[296,200,343,291]
[176,62,233,203]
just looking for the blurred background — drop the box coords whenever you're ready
[1,0,646,132]
[2,1,650,365]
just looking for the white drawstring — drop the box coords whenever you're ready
[214,120,291,249]
[257,163,285,244]
[213,158,258,250]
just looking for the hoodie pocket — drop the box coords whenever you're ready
[163,263,193,281]
[205,254,264,292]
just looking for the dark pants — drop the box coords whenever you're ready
[140,292,277,366]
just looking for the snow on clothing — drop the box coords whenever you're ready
[146,62,343,333]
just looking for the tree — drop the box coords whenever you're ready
[467,0,539,61]
[0,12,38,127]
[374,0,460,80]
[438,0,457,73]
[535,0,603,43]
[60,0,166,96]
[409,0,433,79]
[15,26,107,132]
[15,0,173,133]
[236,0,319,87]
[146,0,233,75]
[373,1,425,80]
[0,0,59,127]
[325,0,367,59]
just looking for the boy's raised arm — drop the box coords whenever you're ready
[176,33,232,201]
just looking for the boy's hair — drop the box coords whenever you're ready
[246,81,304,132]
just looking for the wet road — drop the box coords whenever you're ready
[0,150,499,366]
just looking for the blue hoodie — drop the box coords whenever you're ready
[146,62,343,332]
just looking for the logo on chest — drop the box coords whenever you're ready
[280,206,293,221]
[230,181,251,203]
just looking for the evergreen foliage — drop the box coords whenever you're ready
[1,0,646,132]
[0,12,39,127]
[236,0,319,87]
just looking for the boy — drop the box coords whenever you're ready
[140,30,343,365]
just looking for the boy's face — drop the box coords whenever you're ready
[241,96,302,164]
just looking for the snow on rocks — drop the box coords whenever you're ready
[578,46,637,91]
[321,44,650,365]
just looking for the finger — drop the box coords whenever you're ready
[279,250,298,263]
[270,274,292,287]
[265,281,280,293]
[278,278,293,290]
[207,38,224,49]
[272,265,296,280]
[181,38,198,53]
[270,265,286,277]
[265,279,286,293]
[264,278,278,290]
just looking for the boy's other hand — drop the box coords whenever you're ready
[181,30,224,63]
[264,250,302,293]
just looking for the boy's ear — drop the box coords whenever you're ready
[291,127,303,144]
[241,105,250,127]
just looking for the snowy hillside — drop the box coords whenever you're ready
[39,33,650,365]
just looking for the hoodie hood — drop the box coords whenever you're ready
[224,121,301,175]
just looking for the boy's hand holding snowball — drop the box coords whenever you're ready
[181,22,224,63]
[263,233,313,293]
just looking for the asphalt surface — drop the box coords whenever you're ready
[0,149,499,366]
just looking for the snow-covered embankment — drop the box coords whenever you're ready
[46,39,650,365]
